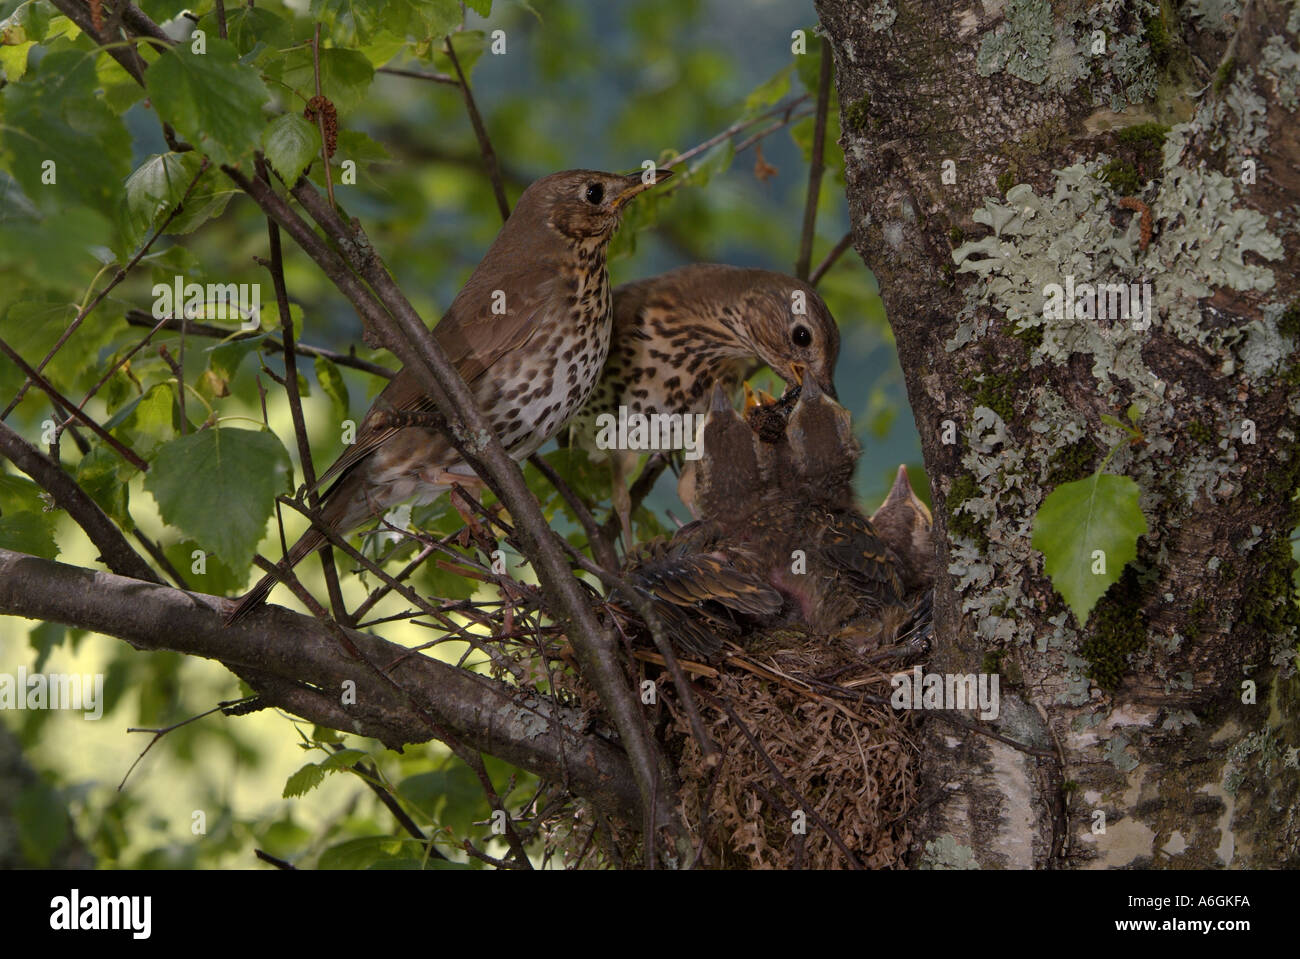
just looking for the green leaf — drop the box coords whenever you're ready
[124,153,200,240]
[334,129,392,165]
[313,355,350,422]
[0,510,59,559]
[163,539,244,595]
[0,1,51,44]
[1,51,132,218]
[277,47,374,116]
[95,51,145,115]
[29,621,67,672]
[224,5,292,57]
[413,0,465,37]
[464,0,492,16]
[283,762,327,798]
[430,30,486,76]
[0,42,33,82]
[311,0,390,46]
[262,114,322,186]
[0,299,117,403]
[744,63,793,114]
[1031,472,1148,625]
[319,748,367,770]
[106,383,178,458]
[0,206,112,294]
[74,446,135,531]
[145,39,271,168]
[317,835,387,870]
[357,28,409,69]
[15,781,68,867]
[144,428,292,571]
[207,333,266,386]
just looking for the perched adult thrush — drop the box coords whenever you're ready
[621,380,908,659]
[572,264,841,535]
[227,168,671,622]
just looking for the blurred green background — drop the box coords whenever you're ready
[0,0,921,867]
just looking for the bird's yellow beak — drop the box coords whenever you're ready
[786,362,837,400]
[613,168,673,209]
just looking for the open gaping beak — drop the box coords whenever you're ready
[613,168,673,209]
[789,363,838,401]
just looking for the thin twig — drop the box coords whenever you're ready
[1,158,209,420]
[664,95,811,171]
[311,23,336,209]
[377,65,459,86]
[795,47,833,280]
[809,231,853,286]
[120,700,236,789]
[445,35,509,222]
[597,451,671,546]
[157,344,187,435]
[255,156,348,624]
[59,313,171,442]
[0,337,149,472]
[0,421,159,582]
[131,529,190,589]
[123,310,395,379]
[729,109,814,158]
[528,453,619,571]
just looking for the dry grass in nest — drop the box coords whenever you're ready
[540,627,923,869]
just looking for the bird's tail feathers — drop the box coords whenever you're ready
[223,528,326,624]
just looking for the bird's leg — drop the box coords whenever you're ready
[676,458,699,520]
[612,451,636,551]
[443,475,493,542]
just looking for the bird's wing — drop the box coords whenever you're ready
[628,539,783,618]
[817,508,905,602]
[313,278,557,493]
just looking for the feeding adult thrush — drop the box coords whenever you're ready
[621,379,909,659]
[227,168,671,622]
[572,263,841,536]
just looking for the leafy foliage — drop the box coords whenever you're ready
[0,0,894,869]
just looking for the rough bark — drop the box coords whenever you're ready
[817,0,1300,867]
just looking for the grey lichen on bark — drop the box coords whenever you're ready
[817,0,1300,867]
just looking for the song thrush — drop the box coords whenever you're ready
[621,381,908,659]
[227,168,671,622]
[571,264,841,538]
[618,386,782,659]
[869,465,934,593]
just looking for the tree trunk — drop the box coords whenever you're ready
[816,0,1300,868]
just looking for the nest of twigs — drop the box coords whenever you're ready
[541,625,924,869]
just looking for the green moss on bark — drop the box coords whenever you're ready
[947,473,989,550]
[1046,438,1097,487]
[1080,571,1148,689]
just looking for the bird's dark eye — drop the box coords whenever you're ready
[792,325,812,347]
[585,183,604,205]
